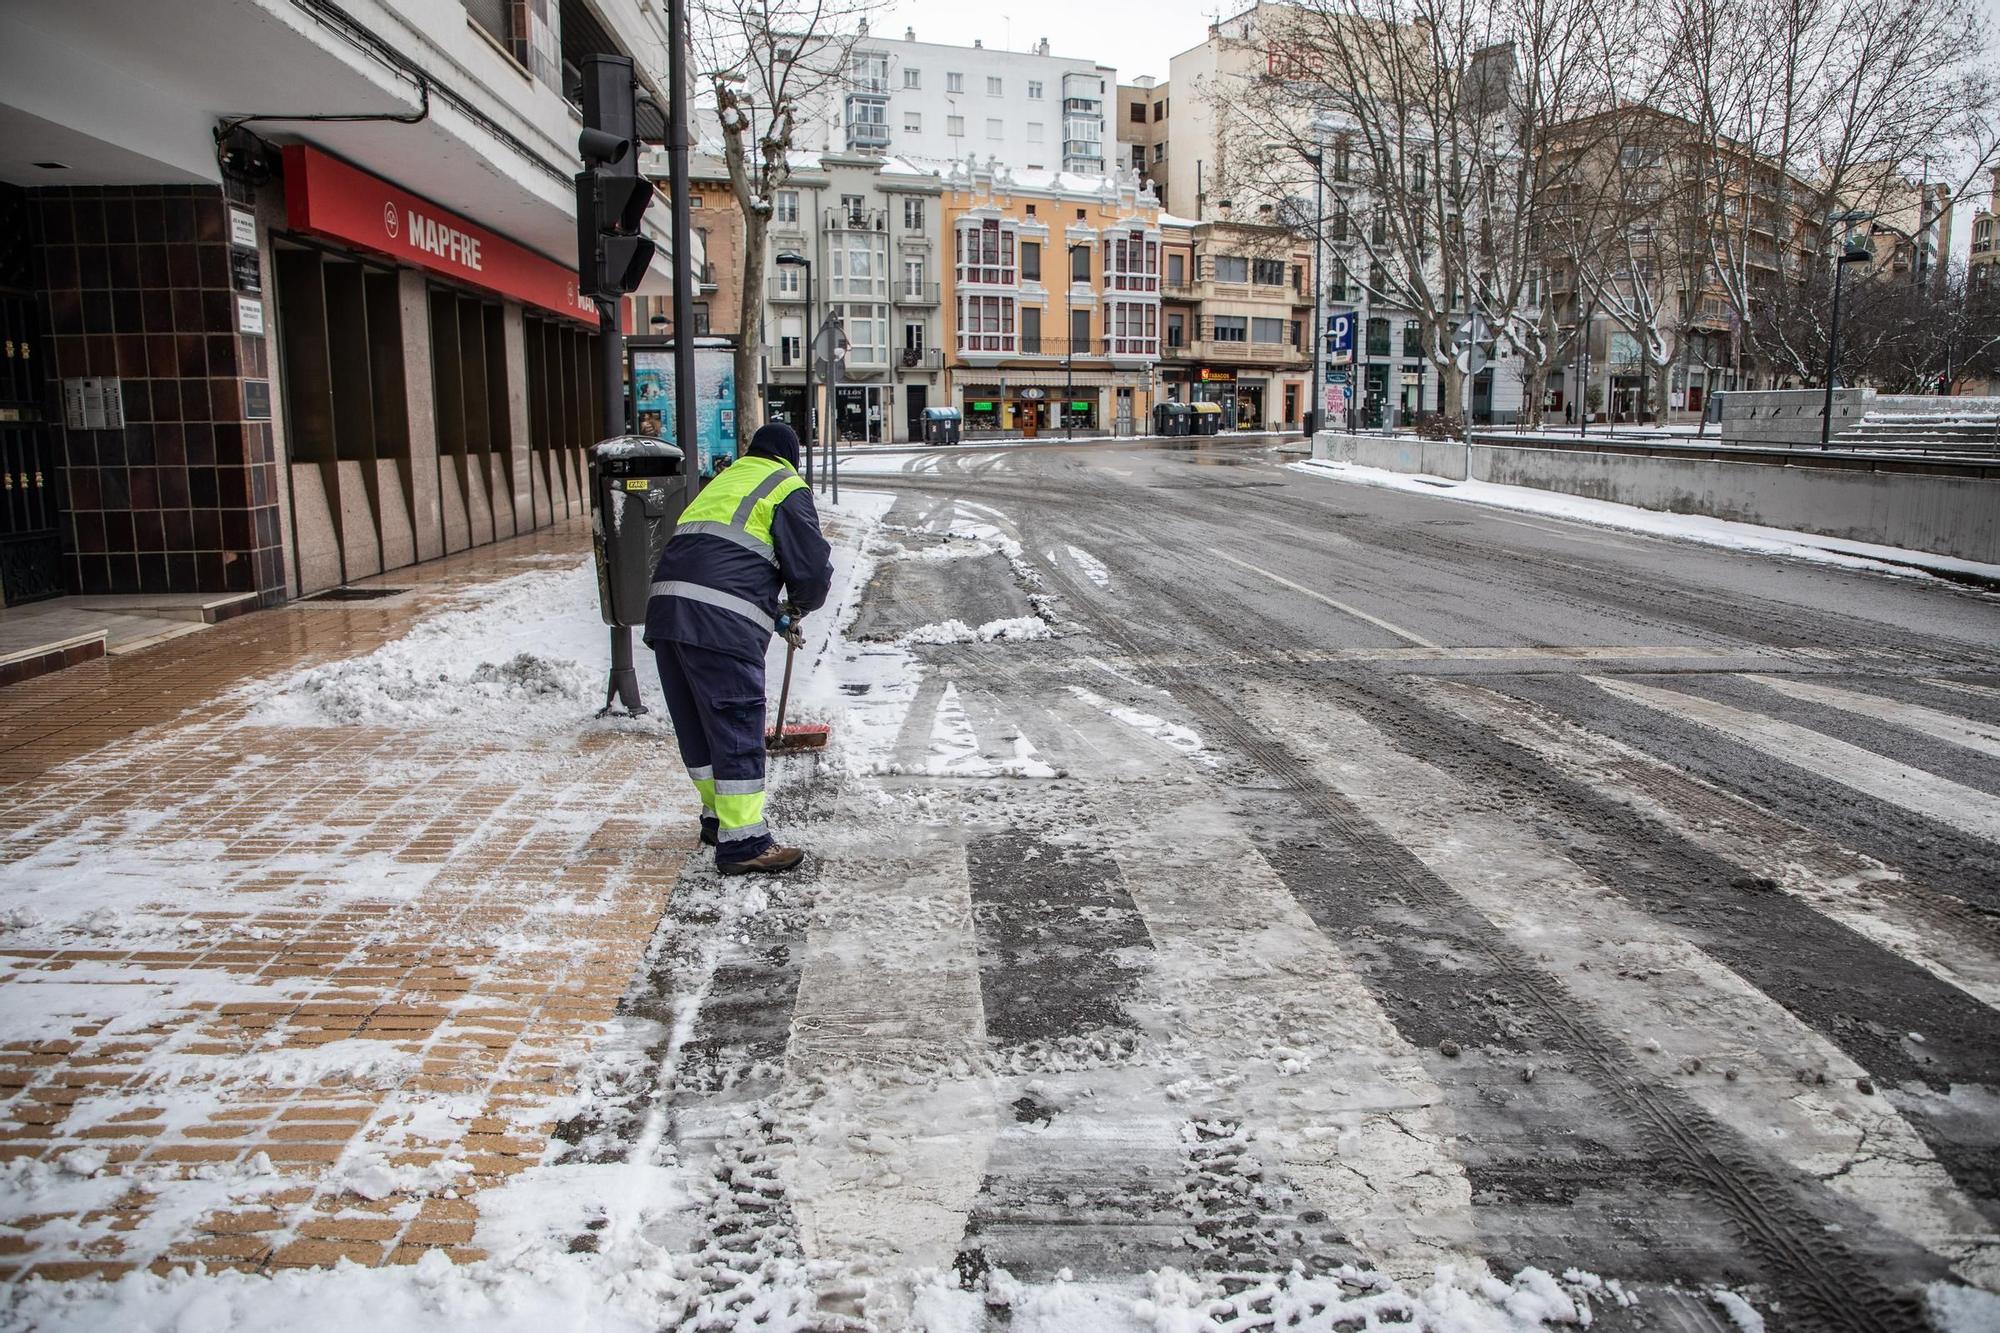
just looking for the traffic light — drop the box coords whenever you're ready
[575,55,656,301]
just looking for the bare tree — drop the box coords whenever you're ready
[1225,0,1618,427]
[691,0,882,433]
[1662,0,1996,383]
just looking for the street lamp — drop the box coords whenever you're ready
[1066,241,1088,440]
[775,250,814,484]
[1820,210,1876,448]
[1302,147,1325,437]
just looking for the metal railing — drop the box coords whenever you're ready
[956,335,1162,360]
[826,207,887,232]
[893,282,940,305]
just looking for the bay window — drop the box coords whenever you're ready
[959,295,1017,353]
[1105,231,1160,292]
[956,219,1017,285]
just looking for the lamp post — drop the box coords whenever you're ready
[775,251,813,484]
[1820,210,1876,448]
[1303,147,1325,437]
[1066,241,1088,440]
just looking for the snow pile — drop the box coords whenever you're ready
[242,560,660,734]
[902,616,1055,645]
[897,1262,1635,1331]
[1289,459,2000,584]
[329,1152,474,1202]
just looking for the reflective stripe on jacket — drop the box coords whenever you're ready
[643,454,834,663]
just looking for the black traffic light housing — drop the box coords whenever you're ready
[576,56,656,301]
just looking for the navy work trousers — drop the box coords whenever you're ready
[652,640,774,864]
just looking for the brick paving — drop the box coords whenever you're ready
[0,517,694,1281]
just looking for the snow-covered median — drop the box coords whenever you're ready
[1289,458,2000,585]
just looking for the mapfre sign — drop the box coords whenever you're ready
[282,145,599,326]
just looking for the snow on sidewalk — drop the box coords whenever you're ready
[1288,458,2000,585]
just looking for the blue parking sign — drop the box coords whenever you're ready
[1325,312,1355,359]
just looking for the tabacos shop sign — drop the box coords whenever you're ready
[282,145,600,326]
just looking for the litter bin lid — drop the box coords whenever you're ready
[923,407,962,420]
[594,435,685,476]
[1189,401,1223,413]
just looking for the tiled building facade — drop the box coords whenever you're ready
[31,182,287,604]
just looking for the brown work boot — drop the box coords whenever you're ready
[718,845,806,876]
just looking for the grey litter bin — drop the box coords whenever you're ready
[1153,402,1191,436]
[590,436,686,631]
[923,406,963,444]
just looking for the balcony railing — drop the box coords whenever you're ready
[899,347,946,370]
[893,282,940,305]
[827,207,888,232]
[768,278,809,301]
[698,262,717,292]
[956,336,1162,361]
[1189,338,1308,366]
[846,122,892,150]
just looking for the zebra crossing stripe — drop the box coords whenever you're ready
[1413,678,2000,1012]
[1247,684,1997,1283]
[1744,674,2000,762]
[781,823,998,1287]
[1590,676,2000,846]
[1114,792,1480,1282]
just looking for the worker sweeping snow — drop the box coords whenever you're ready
[644,422,832,875]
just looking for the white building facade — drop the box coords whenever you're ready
[804,27,1116,177]
[764,154,947,444]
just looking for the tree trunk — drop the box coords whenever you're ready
[1653,359,1673,427]
[1521,360,1547,429]
[735,213,769,444]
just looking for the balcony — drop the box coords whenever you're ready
[899,347,946,370]
[768,278,808,302]
[955,336,1159,365]
[827,207,888,232]
[893,282,940,306]
[846,121,892,151]
[1161,281,1197,300]
[698,262,718,293]
[1188,338,1308,367]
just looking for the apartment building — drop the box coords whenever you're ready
[763,154,946,444]
[942,163,1163,435]
[1117,78,1173,211]
[0,0,682,606]
[635,165,738,339]
[1972,171,2000,295]
[1544,104,1823,421]
[808,25,1115,177]
[1848,164,1953,296]
[1157,211,1313,429]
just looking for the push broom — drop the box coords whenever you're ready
[766,621,829,753]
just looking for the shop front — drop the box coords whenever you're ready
[835,384,889,443]
[273,145,601,595]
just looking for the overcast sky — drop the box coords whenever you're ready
[882,0,1217,83]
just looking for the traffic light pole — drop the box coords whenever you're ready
[666,0,698,504]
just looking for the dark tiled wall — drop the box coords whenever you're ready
[34,183,286,604]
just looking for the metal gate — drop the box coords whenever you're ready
[0,185,62,606]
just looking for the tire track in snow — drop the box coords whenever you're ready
[1033,525,1944,1330]
[1250,680,1995,1292]
[1591,675,2000,845]
[1408,677,2000,1012]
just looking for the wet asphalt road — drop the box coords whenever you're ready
[611,433,2000,1329]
